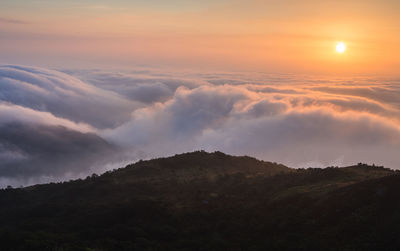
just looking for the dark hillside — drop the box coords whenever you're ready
[0,151,398,250]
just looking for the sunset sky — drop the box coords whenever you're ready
[1,0,400,74]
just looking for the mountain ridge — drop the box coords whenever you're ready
[0,151,399,250]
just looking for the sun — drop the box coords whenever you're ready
[336,42,346,53]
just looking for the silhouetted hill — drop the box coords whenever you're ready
[0,151,399,250]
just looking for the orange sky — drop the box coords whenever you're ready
[0,0,399,74]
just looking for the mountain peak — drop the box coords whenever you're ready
[112,150,291,182]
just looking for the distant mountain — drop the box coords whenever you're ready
[0,151,399,250]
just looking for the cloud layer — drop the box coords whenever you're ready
[1,65,400,186]
[0,65,135,128]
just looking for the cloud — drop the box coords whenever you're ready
[0,122,117,178]
[71,69,207,103]
[101,74,400,170]
[198,110,400,169]
[311,86,400,110]
[0,65,136,129]
[0,66,135,186]
[0,17,29,24]
[0,102,94,133]
[1,65,400,186]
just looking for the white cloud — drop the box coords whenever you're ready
[0,65,136,128]
[1,65,400,186]
[102,75,400,169]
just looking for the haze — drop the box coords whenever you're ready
[1,0,400,74]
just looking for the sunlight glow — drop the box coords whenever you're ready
[336,42,346,54]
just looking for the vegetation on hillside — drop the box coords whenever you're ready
[0,151,399,250]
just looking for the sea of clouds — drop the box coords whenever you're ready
[0,65,399,187]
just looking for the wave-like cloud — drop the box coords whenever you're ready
[0,65,136,129]
[1,65,400,186]
[104,83,400,169]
